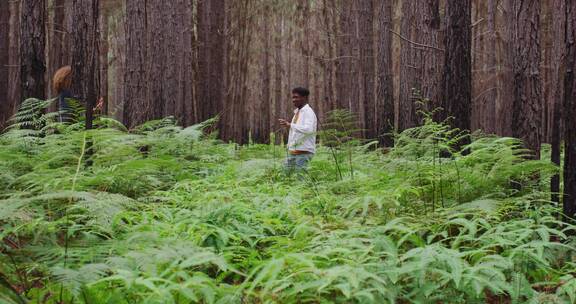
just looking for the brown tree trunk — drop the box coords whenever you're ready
[551,0,566,203]
[8,1,21,115]
[376,0,394,147]
[497,0,514,137]
[273,11,283,142]
[398,0,443,131]
[483,0,498,134]
[47,0,69,99]
[563,0,576,219]
[335,0,354,110]
[511,1,542,159]
[259,2,271,143]
[442,0,471,143]
[321,0,336,111]
[359,0,376,139]
[0,0,10,130]
[71,0,99,130]
[197,0,226,124]
[123,0,148,127]
[98,5,108,115]
[174,0,196,126]
[20,0,46,100]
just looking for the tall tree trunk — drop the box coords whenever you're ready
[483,0,497,134]
[20,0,46,100]
[497,0,514,136]
[359,0,376,139]
[335,0,354,110]
[398,0,443,131]
[442,0,471,145]
[123,0,148,127]
[273,11,283,143]
[259,2,271,143]
[47,0,69,99]
[511,1,542,159]
[71,0,99,130]
[321,0,336,112]
[563,0,576,219]
[175,0,196,126]
[0,0,10,130]
[376,0,394,147]
[98,6,108,114]
[551,0,566,204]
[197,0,226,124]
[8,0,21,115]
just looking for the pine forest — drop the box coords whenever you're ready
[1,0,576,303]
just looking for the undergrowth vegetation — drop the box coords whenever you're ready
[1,99,575,303]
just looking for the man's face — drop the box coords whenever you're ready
[292,93,306,108]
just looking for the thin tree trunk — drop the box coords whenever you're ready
[322,0,336,111]
[8,0,21,115]
[259,2,271,143]
[98,7,108,115]
[0,0,10,129]
[563,0,576,219]
[483,0,497,134]
[146,1,164,119]
[20,0,46,100]
[376,0,394,147]
[442,0,471,146]
[335,0,354,110]
[497,0,515,137]
[511,1,542,159]
[47,0,69,99]
[273,11,283,142]
[359,0,375,139]
[551,0,566,204]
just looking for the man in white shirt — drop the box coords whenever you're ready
[279,87,317,172]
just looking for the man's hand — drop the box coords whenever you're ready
[278,119,291,128]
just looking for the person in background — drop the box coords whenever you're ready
[279,87,317,173]
[52,66,103,123]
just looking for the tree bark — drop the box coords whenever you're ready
[511,1,542,159]
[47,0,70,99]
[563,0,576,219]
[551,0,566,204]
[442,0,472,143]
[0,0,10,129]
[259,2,271,143]
[398,0,443,131]
[335,0,354,110]
[20,0,46,100]
[71,0,99,130]
[8,0,21,115]
[376,0,394,147]
[197,0,226,123]
[358,0,376,139]
[123,0,148,127]
[273,11,283,143]
[98,6,108,115]
[483,0,497,134]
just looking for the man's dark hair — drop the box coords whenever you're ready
[292,87,310,97]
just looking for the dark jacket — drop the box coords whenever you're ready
[58,89,74,123]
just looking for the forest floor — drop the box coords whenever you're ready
[1,115,576,303]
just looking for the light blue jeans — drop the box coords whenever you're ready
[284,153,313,175]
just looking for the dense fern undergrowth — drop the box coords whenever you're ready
[1,99,576,303]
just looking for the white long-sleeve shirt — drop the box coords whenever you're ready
[288,104,317,153]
